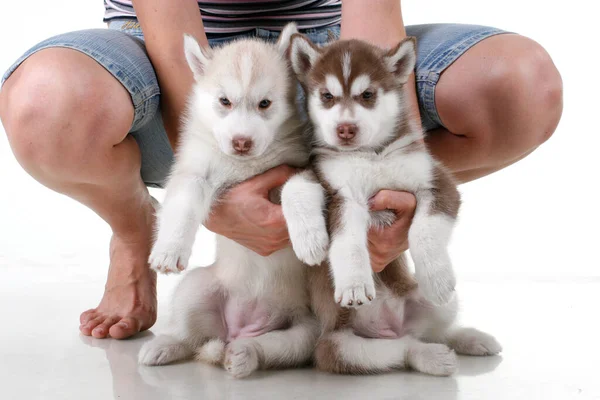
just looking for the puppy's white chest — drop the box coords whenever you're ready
[318,151,433,202]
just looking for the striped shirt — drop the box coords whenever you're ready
[103,1,342,34]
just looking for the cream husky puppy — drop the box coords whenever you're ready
[281,34,501,375]
[138,24,318,378]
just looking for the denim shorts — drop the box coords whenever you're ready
[1,21,506,188]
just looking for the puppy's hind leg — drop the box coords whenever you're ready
[423,324,502,356]
[140,267,228,367]
[224,315,319,378]
[418,296,502,356]
[315,329,457,376]
[445,327,502,356]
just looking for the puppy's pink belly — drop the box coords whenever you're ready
[352,301,407,339]
[224,300,287,341]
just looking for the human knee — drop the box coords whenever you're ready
[1,49,132,174]
[483,37,563,149]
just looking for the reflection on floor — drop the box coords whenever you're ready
[1,264,598,400]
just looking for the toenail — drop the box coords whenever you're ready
[119,322,128,329]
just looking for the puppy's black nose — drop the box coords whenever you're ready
[232,137,253,154]
[336,123,358,140]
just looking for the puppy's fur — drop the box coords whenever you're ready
[281,35,501,375]
[138,25,319,379]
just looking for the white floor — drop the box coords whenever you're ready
[1,263,599,400]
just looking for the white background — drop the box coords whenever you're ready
[1,1,598,281]
[1,2,600,400]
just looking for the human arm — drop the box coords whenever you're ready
[132,0,208,148]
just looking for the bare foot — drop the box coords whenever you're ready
[79,203,157,339]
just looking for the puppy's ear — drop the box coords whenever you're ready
[277,23,298,55]
[327,29,337,43]
[183,34,212,81]
[289,33,320,80]
[384,37,416,84]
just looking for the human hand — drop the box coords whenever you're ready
[368,190,417,272]
[204,165,297,256]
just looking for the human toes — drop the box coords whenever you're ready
[91,316,120,338]
[80,309,97,325]
[80,315,107,336]
[109,316,143,340]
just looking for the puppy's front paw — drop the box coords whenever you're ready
[224,341,259,379]
[415,264,456,306]
[291,227,329,266]
[149,242,191,274]
[334,271,376,308]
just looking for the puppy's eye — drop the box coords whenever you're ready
[321,92,334,102]
[362,90,374,100]
[258,99,271,109]
[219,97,232,107]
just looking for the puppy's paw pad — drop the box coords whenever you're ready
[334,274,376,308]
[450,328,502,356]
[149,246,190,274]
[224,343,259,379]
[413,343,457,376]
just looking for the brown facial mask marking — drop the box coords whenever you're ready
[308,40,403,102]
[353,89,378,110]
[303,39,419,152]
